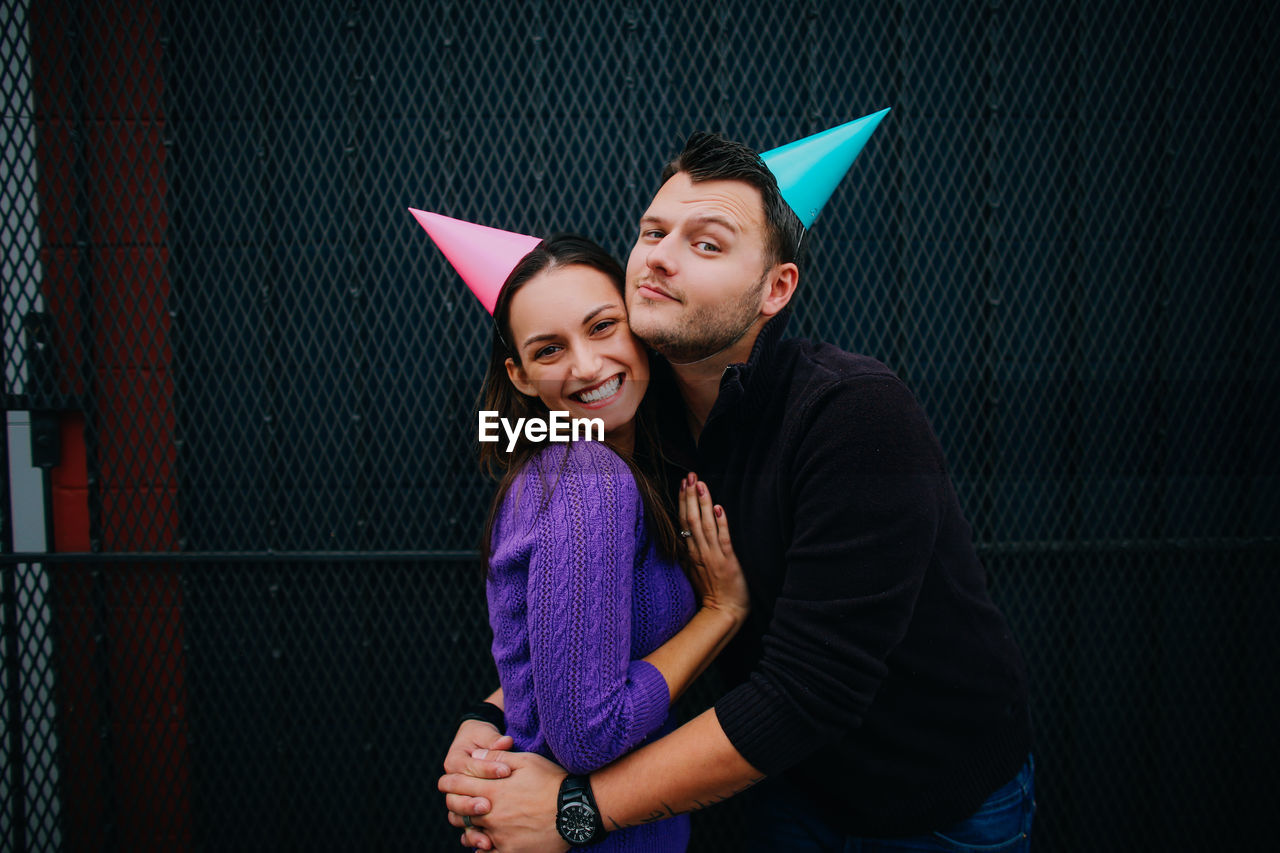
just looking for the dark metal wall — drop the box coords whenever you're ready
[2,1,1277,850]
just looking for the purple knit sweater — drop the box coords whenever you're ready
[487,440,696,851]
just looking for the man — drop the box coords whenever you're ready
[440,121,1034,852]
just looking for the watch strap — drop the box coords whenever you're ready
[557,773,606,845]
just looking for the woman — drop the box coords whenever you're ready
[454,234,747,852]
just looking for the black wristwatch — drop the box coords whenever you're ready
[556,774,606,846]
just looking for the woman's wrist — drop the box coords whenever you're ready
[699,599,749,629]
[693,602,748,645]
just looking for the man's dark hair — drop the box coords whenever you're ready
[660,131,806,270]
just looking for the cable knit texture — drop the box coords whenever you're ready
[488,439,696,851]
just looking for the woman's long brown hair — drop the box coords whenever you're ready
[477,234,682,570]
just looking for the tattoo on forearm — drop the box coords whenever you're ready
[607,776,765,831]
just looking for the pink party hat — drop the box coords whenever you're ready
[408,209,542,314]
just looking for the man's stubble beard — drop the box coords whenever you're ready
[631,271,768,365]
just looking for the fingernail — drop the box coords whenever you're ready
[715,505,723,517]
[472,749,488,760]
[697,482,706,496]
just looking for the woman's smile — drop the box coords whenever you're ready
[571,374,625,407]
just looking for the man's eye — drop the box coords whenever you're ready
[696,241,720,253]
[642,229,665,240]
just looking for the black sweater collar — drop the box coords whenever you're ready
[715,308,792,413]
[651,309,792,470]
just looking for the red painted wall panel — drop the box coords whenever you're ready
[31,2,191,846]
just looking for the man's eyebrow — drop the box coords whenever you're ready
[638,213,739,233]
[687,213,739,233]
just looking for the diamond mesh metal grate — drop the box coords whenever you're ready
[2,1,1277,850]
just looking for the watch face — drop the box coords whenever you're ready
[557,802,598,844]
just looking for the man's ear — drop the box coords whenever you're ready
[760,262,799,318]
[505,357,538,398]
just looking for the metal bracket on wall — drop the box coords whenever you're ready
[29,411,60,470]
[24,311,56,396]
[24,311,63,469]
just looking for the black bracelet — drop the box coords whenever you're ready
[459,700,505,732]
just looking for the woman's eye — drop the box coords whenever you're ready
[534,344,562,360]
[591,319,617,335]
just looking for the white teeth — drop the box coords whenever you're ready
[578,375,621,403]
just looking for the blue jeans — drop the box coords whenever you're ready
[744,755,1035,852]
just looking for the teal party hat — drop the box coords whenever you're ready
[760,108,890,229]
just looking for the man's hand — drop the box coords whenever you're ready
[439,749,569,853]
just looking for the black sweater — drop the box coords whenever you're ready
[654,312,1031,836]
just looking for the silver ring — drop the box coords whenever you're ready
[462,815,474,829]
[679,529,692,538]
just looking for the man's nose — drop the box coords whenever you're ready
[646,233,677,276]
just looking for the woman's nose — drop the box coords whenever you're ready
[569,345,603,379]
